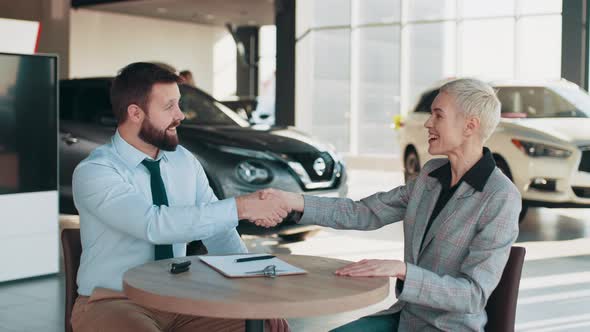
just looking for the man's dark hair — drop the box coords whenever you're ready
[179,70,192,77]
[110,62,181,123]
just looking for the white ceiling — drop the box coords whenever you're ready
[78,0,275,26]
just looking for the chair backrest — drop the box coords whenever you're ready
[61,228,82,332]
[485,246,526,332]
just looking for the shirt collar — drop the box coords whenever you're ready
[112,130,169,169]
[428,147,496,192]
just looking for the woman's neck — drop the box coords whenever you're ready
[447,143,484,187]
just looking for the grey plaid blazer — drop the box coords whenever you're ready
[299,158,520,331]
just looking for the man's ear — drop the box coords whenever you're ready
[126,104,144,124]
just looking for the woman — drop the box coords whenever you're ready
[260,78,521,331]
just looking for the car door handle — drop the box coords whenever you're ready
[62,134,79,145]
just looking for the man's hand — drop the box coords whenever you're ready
[236,192,291,227]
[258,188,304,212]
[334,259,407,280]
[265,318,290,332]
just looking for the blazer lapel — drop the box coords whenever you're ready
[418,182,476,258]
[411,176,440,262]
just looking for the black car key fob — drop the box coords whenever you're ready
[170,260,191,274]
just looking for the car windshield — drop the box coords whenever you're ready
[549,86,590,117]
[179,85,250,127]
[496,86,590,118]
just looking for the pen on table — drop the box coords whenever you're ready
[235,255,276,263]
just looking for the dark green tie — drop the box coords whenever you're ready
[142,159,174,260]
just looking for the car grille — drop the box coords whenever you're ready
[580,148,590,173]
[290,152,335,182]
[572,187,590,198]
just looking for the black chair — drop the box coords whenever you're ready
[61,229,82,332]
[485,246,526,332]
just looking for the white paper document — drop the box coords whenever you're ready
[199,254,307,278]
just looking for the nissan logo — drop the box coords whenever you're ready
[313,157,326,176]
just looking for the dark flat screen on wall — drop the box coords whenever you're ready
[0,53,58,195]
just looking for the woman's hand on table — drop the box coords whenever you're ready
[334,259,407,280]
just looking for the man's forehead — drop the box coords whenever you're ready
[149,82,180,100]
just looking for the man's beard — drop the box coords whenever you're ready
[139,117,181,151]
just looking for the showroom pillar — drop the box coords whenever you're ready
[562,0,590,90]
[235,26,259,97]
[275,0,295,126]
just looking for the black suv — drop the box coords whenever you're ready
[59,78,347,240]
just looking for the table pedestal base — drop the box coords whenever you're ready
[245,319,264,332]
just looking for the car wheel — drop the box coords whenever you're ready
[278,230,321,243]
[493,155,528,223]
[404,148,421,183]
[518,203,529,223]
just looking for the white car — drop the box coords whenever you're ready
[397,80,590,221]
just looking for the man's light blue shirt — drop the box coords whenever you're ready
[73,131,247,296]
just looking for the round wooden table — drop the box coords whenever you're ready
[123,254,390,332]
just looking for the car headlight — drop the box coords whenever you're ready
[511,139,572,158]
[236,161,273,184]
[287,161,312,184]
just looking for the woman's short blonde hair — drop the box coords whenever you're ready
[439,78,501,142]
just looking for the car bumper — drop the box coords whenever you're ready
[515,152,590,206]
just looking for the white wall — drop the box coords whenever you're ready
[70,9,229,95]
[212,31,237,98]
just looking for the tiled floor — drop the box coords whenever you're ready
[0,276,64,332]
[1,169,589,331]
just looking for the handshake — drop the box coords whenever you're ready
[235,189,305,228]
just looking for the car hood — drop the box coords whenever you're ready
[500,118,590,143]
[178,125,329,154]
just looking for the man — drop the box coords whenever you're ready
[71,62,289,331]
[260,78,520,331]
[179,70,195,86]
